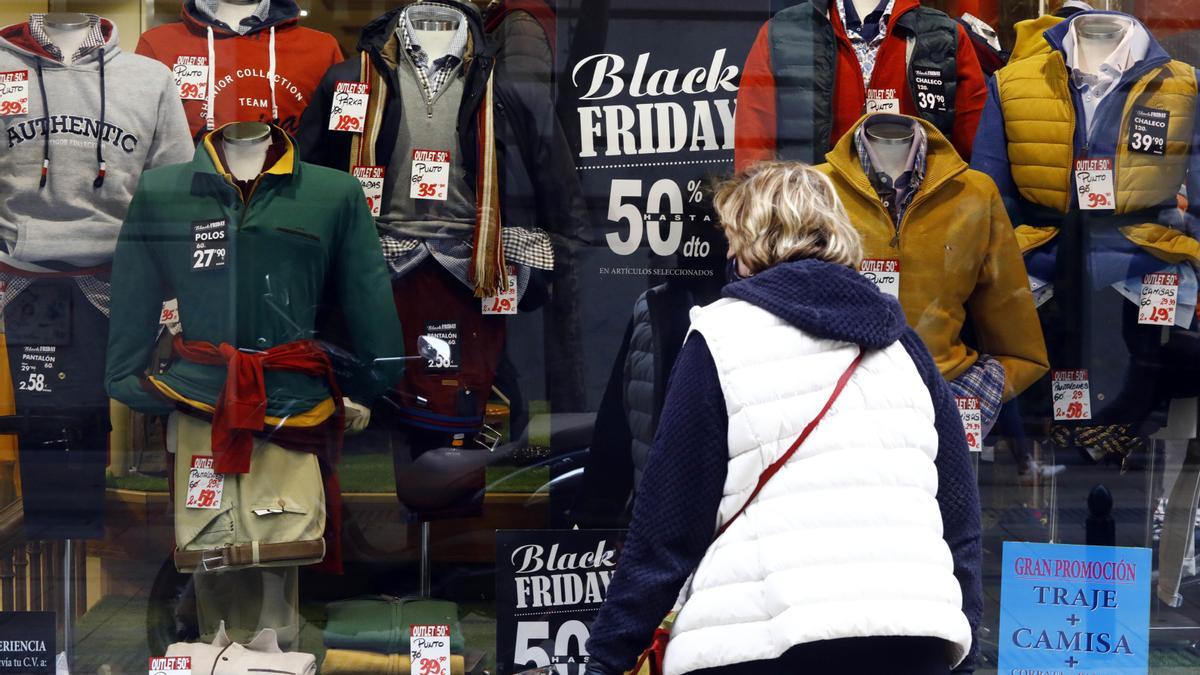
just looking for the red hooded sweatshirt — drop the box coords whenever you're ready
[735,0,986,170]
[135,0,342,139]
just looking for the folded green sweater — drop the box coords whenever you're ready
[324,598,465,655]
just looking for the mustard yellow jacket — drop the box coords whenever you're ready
[818,115,1049,400]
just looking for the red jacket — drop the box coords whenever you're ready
[135,0,342,139]
[735,0,986,170]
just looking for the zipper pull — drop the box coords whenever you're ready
[890,231,900,248]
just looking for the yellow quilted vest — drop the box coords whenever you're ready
[996,53,1200,264]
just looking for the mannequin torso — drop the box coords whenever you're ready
[1073,15,1129,75]
[214,0,262,32]
[864,122,915,180]
[414,25,458,60]
[42,13,91,64]
[849,0,885,27]
[222,122,271,181]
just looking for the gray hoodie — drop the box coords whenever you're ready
[0,15,192,271]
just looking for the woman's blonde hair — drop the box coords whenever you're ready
[713,161,863,274]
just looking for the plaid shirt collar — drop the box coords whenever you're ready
[836,0,896,86]
[28,13,106,62]
[854,116,927,224]
[400,4,469,100]
[193,0,271,34]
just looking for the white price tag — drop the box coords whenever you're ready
[865,88,900,113]
[185,456,224,510]
[329,81,370,133]
[411,149,451,201]
[352,165,385,217]
[149,656,191,675]
[1075,158,1116,211]
[159,299,182,336]
[482,269,519,315]
[1052,369,1092,421]
[171,57,209,101]
[410,624,451,675]
[1138,272,1178,326]
[0,70,29,116]
[956,396,983,452]
[859,259,900,298]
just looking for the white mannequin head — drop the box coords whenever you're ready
[1072,14,1131,75]
[214,0,263,31]
[221,121,272,181]
[41,12,90,64]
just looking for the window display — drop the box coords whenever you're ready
[0,1,1197,674]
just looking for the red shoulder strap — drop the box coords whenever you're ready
[716,346,865,538]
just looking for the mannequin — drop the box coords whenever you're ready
[221,121,271,181]
[1073,14,1130,74]
[409,8,462,59]
[42,12,90,65]
[863,121,915,180]
[849,0,884,25]
[213,0,264,31]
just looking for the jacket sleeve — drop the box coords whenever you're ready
[105,188,175,416]
[969,77,1021,223]
[146,66,196,169]
[332,175,404,404]
[134,33,157,60]
[949,23,987,162]
[964,184,1049,400]
[584,334,729,674]
[296,64,348,169]
[734,22,778,172]
[1187,70,1200,219]
[899,329,983,675]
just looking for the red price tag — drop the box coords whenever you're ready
[410,149,451,201]
[171,57,208,101]
[482,268,519,315]
[411,625,451,675]
[329,81,370,133]
[1138,272,1179,326]
[0,70,30,116]
[1075,158,1116,212]
[1051,370,1092,421]
[956,396,982,452]
[352,165,385,217]
[184,456,224,510]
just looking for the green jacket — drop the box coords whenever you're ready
[106,129,403,419]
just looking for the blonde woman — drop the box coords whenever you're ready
[583,162,982,675]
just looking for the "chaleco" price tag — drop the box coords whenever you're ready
[913,67,949,113]
[1128,105,1168,156]
[410,624,451,675]
[171,57,208,101]
[1052,369,1092,421]
[1138,272,1178,326]
[329,81,370,132]
[0,70,30,116]
[352,165,385,217]
[956,396,983,452]
[1075,158,1115,211]
[859,258,900,298]
[411,149,451,201]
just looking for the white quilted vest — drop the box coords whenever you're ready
[665,297,972,675]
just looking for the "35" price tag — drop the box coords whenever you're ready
[0,70,30,116]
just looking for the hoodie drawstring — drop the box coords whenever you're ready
[93,47,107,189]
[268,26,278,122]
[34,57,49,188]
[206,26,216,131]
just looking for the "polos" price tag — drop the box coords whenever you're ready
[1075,158,1115,211]
[171,57,208,101]
[956,396,983,452]
[1052,369,1092,421]
[865,88,900,113]
[1128,105,1168,156]
[411,149,451,201]
[352,165,385,217]
[149,656,191,675]
[410,625,451,675]
[1138,272,1178,326]
[329,81,370,132]
[185,456,224,510]
[859,258,900,298]
[0,70,30,116]
[482,268,519,315]
[191,219,228,271]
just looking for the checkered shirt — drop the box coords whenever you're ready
[948,355,1005,436]
[28,13,106,62]
[854,119,928,225]
[0,274,110,317]
[835,0,896,87]
[379,226,553,300]
[400,4,469,102]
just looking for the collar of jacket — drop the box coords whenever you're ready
[190,123,300,194]
[181,0,300,37]
[824,112,965,206]
[1041,10,1172,78]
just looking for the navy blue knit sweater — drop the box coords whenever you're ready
[584,260,982,674]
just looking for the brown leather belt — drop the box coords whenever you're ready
[174,539,326,572]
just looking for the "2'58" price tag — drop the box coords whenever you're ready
[1052,369,1092,421]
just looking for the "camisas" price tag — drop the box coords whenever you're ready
[482,268,519,315]
[352,165,385,217]
[329,81,370,132]
[411,149,451,201]
[859,258,900,298]
[185,456,224,510]
[171,57,208,101]
[1138,272,1178,326]
[410,625,451,675]
[956,396,982,452]
[1075,158,1115,211]
[1052,370,1092,421]
[149,656,191,675]
[0,70,30,116]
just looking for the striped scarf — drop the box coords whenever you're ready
[350,51,506,297]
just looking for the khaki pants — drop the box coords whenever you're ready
[169,412,326,571]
